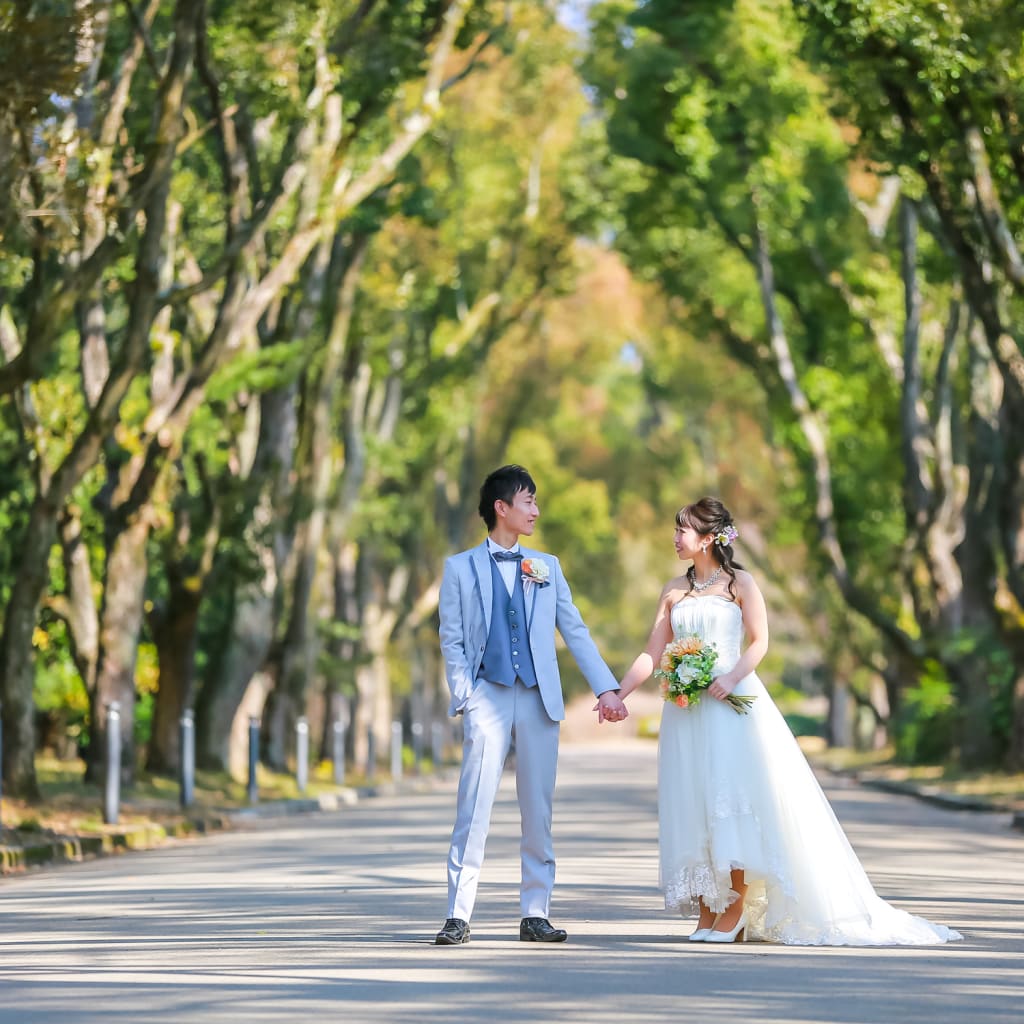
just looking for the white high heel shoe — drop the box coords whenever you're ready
[688,927,713,942]
[705,912,747,943]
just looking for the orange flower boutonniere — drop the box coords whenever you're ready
[521,557,551,587]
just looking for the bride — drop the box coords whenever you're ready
[613,497,962,945]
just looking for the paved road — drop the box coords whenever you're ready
[1,741,1021,1024]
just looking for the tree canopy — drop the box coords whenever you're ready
[1,0,1022,798]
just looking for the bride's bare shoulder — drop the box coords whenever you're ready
[660,575,690,606]
[732,568,762,598]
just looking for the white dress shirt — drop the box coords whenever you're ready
[486,538,520,597]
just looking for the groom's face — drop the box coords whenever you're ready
[498,488,539,537]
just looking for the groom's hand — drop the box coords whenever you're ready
[595,691,628,724]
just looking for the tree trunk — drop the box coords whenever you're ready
[350,553,406,772]
[194,384,297,770]
[749,203,922,671]
[896,207,997,763]
[267,235,370,768]
[195,583,278,772]
[146,469,220,774]
[1010,659,1024,771]
[146,582,203,774]
[0,498,60,798]
[57,506,100,694]
[891,81,1024,609]
[88,511,151,784]
[950,325,1006,765]
[321,540,360,765]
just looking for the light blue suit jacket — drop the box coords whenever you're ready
[439,541,619,721]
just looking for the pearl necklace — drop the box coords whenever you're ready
[688,566,723,593]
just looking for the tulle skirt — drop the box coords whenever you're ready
[658,671,962,945]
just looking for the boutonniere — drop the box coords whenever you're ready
[521,557,551,587]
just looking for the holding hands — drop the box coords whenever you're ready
[595,690,629,724]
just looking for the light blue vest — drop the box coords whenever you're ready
[477,557,538,688]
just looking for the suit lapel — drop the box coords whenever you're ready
[470,542,493,633]
[521,546,542,630]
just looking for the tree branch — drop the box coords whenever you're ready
[751,197,921,655]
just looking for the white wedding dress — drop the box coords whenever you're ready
[658,594,962,945]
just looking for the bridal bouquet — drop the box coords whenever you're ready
[655,635,756,715]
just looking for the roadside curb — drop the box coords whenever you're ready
[0,770,460,876]
[855,775,1016,813]
[0,815,232,874]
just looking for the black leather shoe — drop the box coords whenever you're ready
[519,917,568,943]
[435,918,470,945]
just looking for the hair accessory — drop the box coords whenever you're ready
[714,525,739,547]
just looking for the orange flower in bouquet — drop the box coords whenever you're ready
[654,634,756,715]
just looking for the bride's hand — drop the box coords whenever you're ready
[708,675,738,701]
[594,692,629,723]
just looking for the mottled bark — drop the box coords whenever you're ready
[194,384,296,771]
[322,540,360,764]
[898,199,933,539]
[56,507,100,694]
[146,493,219,774]
[195,584,279,773]
[88,511,151,783]
[1011,662,1024,772]
[751,206,919,661]
[266,235,369,768]
[147,585,202,775]
[0,499,57,798]
[350,551,406,771]
[883,78,1024,615]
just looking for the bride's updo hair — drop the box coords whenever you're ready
[676,497,744,600]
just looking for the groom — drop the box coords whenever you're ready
[434,465,627,946]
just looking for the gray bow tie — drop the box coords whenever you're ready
[492,550,523,562]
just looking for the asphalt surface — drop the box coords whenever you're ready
[0,741,1020,1024]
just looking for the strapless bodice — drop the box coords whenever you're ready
[670,595,743,671]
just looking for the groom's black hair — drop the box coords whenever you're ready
[479,464,536,530]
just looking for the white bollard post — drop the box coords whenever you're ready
[391,720,403,781]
